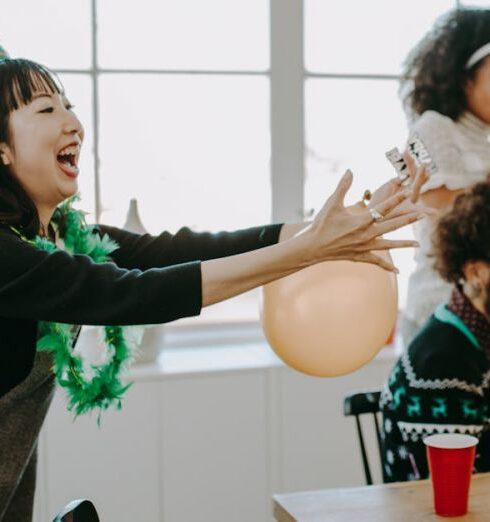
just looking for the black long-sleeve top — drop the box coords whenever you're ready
[0,223,283,398]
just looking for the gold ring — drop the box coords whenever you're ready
[362,190,372,205]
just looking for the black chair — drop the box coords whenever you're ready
[343,390,383,485]
[52,499,100,522]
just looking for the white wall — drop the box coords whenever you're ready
[34,346,394,522]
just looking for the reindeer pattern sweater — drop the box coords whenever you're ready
[380,309,490,482]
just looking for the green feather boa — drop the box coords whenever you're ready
[12,196,140,419]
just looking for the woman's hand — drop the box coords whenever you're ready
[201,169,427,306]
[280,160,429,243]
[369,156,438,223]
[401,148,464,212]
[370,155,427,204]
[298,169,425,272]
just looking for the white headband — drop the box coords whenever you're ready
[465,42,490,70]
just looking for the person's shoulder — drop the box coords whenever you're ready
[408,315,486,378]
[0,225,45,276]
[410,315,473,353]
[411,110,455,135]
[409,111,462,173]
[0,224,26,243]
[0,225,55,253]
[416,110,454,126]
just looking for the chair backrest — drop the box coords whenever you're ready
[52,499,100,522]
[343,390,382,485]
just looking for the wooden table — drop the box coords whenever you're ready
[273,473,490,521]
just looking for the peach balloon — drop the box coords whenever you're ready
[260,256,398,377]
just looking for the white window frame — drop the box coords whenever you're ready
[53,0,461,347]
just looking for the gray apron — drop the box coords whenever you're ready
[0,351,56,522]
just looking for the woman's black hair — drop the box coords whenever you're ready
[0,58,63,238]
[401,7,490,121]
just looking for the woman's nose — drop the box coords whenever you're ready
[63,110,84,140]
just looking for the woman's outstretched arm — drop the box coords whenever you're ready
[201,170,423,306]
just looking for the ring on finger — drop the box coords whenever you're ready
[362,189,372,205]
[369,207,384,223]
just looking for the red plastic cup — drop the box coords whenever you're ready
[423,433,478,517]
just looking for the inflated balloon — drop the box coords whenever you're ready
[260,255,398,377]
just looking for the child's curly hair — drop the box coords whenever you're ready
[432,181,490,283]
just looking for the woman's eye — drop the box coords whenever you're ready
[65,104,75,111]
[39,107,54,114]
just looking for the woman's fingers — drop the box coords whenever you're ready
[339,238,418,254]
[310,169,424,270]
[410,165,428,203]
[390,176,403,188]
[377,167,434,221]
[367,177,402,208]
[403,150,417,179]
[314,169,354,221]
[362,238,419,251]
[377,190,409,215]
[402,150,430,202]
[354,252,398,273]
[370,211,425,236]
[330,169,354,208]
[346,237,420,254]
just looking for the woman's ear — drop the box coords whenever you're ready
[0,143,11,165]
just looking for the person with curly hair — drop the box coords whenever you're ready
[0,48,427,520]
[400,6,490,345]
[380,181,490,483]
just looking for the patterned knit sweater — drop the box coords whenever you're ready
[380,290,490,482]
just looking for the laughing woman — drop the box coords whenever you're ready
[0,52,425,521]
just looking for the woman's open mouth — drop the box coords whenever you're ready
[56,143,80,178]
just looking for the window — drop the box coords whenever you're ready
[1,0,463,335]
[303,0,456,307]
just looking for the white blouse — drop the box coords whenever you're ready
[404,110,490,328]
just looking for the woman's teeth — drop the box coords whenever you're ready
[58,145,78,156]
[56,145,80,176]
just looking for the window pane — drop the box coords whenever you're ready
[0,0,91,69]
[305,0,455,74]
[97,0,269,71]
[98,74,270,324]
[57,74,96,221]
[305,78,415,306]
[98,74,270,232]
